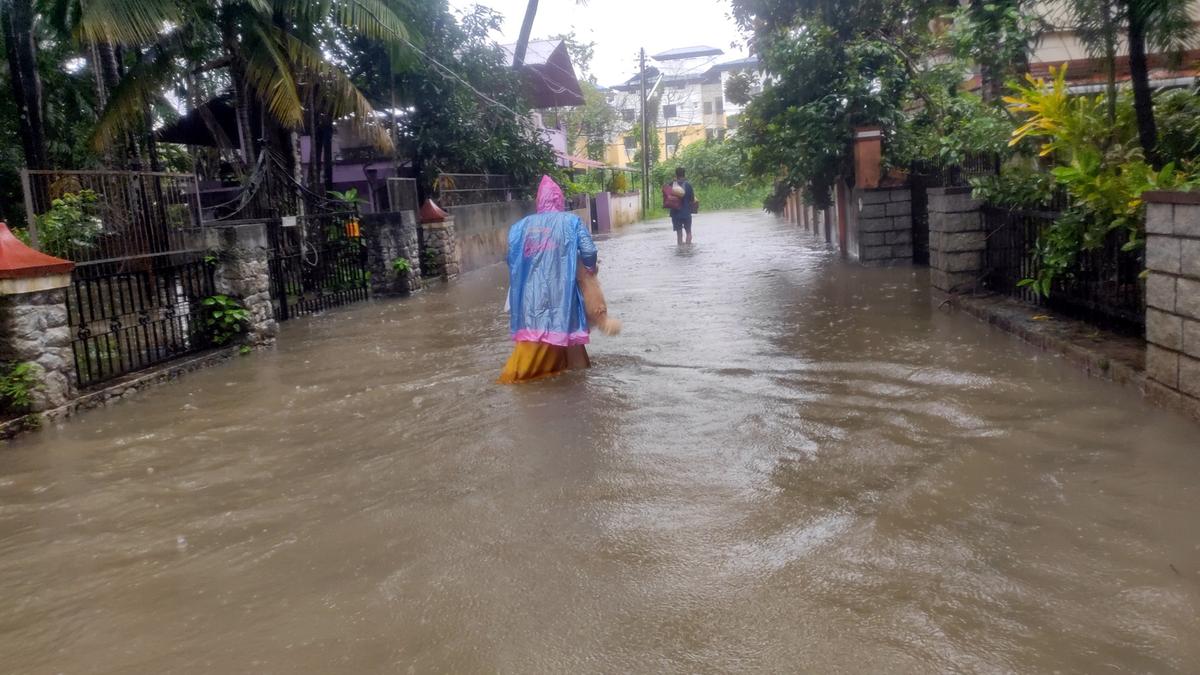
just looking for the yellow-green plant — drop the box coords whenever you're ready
[1002,65,1197,296]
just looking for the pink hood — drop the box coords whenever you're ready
[536,175,565,213]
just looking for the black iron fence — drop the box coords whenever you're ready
[267,212,370,320]
[983,205,1145,333]
[68,257,216,388]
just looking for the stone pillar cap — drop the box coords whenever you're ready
[419,199,449,224]
[0,222,75,279]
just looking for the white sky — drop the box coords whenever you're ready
[446,0,748,86]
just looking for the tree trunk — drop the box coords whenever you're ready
[2,0,48,170]
[321,122,333,193]
[1127,5,1161,167]
[512,0,538,67]
[1101,0,1118,132]
[221,8,257,167]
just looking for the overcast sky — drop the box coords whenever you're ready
[446,0,748,86]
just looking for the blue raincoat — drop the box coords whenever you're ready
[507,177,598,346]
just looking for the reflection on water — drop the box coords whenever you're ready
[1,211,1199,673]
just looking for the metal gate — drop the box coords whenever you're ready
[68,258,215,387]
[20,169,218,388]
[267,212,370,321]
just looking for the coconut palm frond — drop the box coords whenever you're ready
[1137,0,1196,57]
[244,21,305,129]
[281,31,393,151]
[73,0,186,45]
[88,50,179,150]
[333,0,410,44]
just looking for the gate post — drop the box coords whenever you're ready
[418,200,461,280]
[927,187,986,293]
[0,223,76,411]
[1142,191,1200,421]
[206,222,279,345]
[362,210,422,296]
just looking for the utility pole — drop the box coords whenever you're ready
[639,48,650,214]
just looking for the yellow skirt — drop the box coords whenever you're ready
[498,342,590,384]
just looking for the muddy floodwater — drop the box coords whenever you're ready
[2,210,1199,673]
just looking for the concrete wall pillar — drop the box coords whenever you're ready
[362,210,421,296]
[850,187,913,266]
[854,126,883,190]
[0,286,75,411]
[1143,192,1200,421]
[0,223,76,412]
[928,187,986,293]
[419,219,462,280]
[205,222,278,346]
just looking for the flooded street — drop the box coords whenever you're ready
[2,209,1199,673]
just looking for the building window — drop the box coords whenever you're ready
[703,102,713,115]
[662,105,677,119]
[624,136,638,150]
[666,132,681,146]
[714,97,724,113]
[622,109,636,122]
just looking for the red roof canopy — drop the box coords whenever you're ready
[0,223,74,279]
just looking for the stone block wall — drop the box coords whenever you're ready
[362,210,421,296]
[420,218,461,279]
[928,187,986,293]
[851,187,913,266]
[205,223,278,346]
[1143,193,1200,421]
[0,286,74,411]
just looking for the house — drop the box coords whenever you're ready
[600,47,761,167]
[501,39,589,169]
[1029,0,1200,90]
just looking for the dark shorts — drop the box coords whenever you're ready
[671,214,692,231]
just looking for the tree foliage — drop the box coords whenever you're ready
[731,2,942,208]
[0,0,558,216]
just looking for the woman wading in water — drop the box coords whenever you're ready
[499,176,619,383]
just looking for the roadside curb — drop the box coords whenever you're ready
[938,291,1147,392]
[1,345,250,443]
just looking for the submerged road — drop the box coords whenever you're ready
[2,210,1199,673]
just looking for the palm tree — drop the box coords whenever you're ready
[74,0,411,177]
[1064,0,1194,165]
[512,0,587,67]
[1,0,49,169]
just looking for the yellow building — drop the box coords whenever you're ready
[598,47,758,168]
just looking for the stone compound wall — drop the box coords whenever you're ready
[1143,193,1200,421]
[205,222,278,346]
[362,210,421,295]
[928,187,986,293]
[420,218,462,279]
[0,286,74,411]
[849,187,913,266]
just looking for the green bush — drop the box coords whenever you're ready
[1155,88,1200,169]
[997,67,1199,296]
[200,295,251,346]
[36,190,103,258]
[652,140,748,187]
[969,164,1058,210]
[0,362,42,413]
